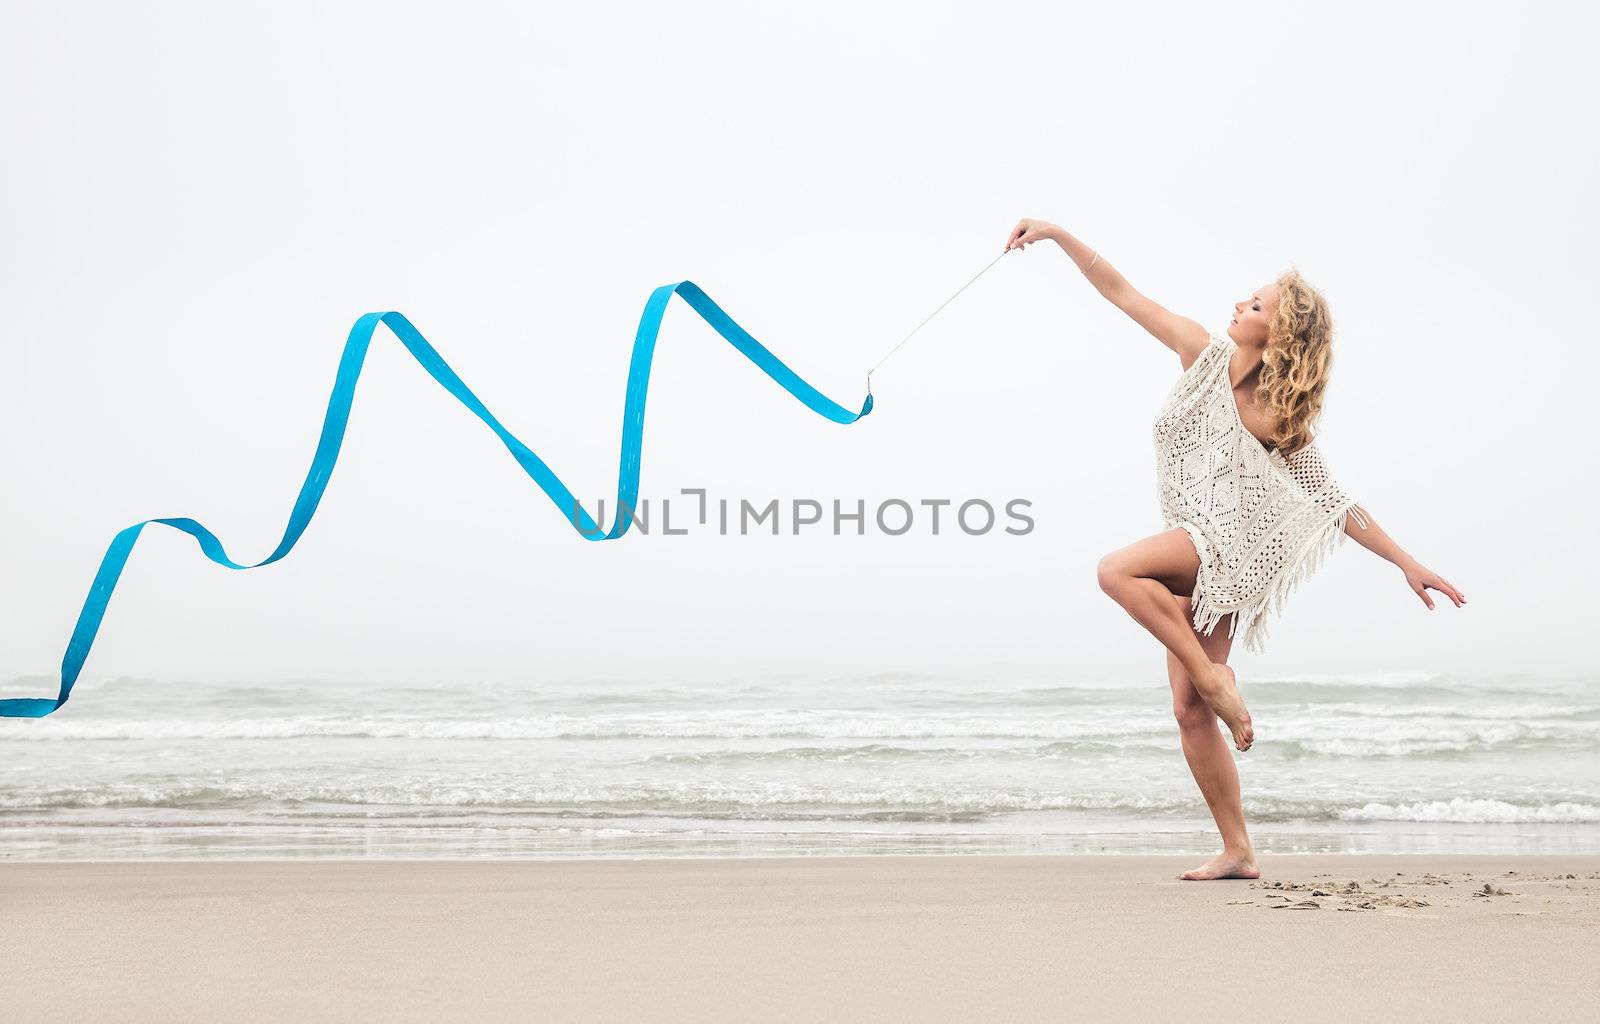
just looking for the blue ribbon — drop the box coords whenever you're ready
[1,281,872,718]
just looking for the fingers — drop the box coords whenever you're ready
[1006,219,1039,251]
[1424,575,1466,608]
[1411,564,1466,611]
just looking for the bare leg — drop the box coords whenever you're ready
[1097,529,1253,750]
[1167,595,1258,880]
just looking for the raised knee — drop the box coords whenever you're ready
[1173,700,1214,732]
[1095,553,1124,596]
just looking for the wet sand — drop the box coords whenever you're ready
[4,854,1597,1022]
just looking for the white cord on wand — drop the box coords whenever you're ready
[865,247,1014,394]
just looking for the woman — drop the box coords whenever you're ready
[1004,218,1467,881]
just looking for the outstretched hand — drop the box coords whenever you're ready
[1402,561,1466,610]
[1005,218,1061,251]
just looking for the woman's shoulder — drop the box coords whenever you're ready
[1176,329,1233,375]
[1275,434,1327,474]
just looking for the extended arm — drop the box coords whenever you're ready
[1342,503,1467,610]
[1283,440,1467,614]
[1005,218,1209,368]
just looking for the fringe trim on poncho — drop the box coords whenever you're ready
[1187,500,1370,655]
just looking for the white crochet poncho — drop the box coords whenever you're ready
[1152,329,1369,654]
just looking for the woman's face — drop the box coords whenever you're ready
[1228,282,1280,347]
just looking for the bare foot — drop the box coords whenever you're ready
[1178,850,1261,880]
[1195,662,1253,751]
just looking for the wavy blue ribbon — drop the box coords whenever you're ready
[1,281,872,718]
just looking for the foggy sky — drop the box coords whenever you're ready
[2,1,1592,693]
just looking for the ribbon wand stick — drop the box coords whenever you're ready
[865,247,1014,396]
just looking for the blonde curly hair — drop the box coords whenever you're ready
[1257,267,1334,457]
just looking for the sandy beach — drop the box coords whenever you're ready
[4,854,1596,1022]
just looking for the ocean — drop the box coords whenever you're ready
[2,670,1596,860]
